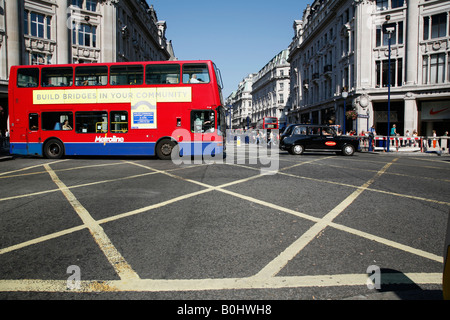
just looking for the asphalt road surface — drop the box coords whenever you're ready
[0,146,448,302]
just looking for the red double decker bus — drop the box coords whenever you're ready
[8,60,226,159]
[256,117,278,130]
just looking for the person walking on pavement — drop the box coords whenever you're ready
[390,124,397,147]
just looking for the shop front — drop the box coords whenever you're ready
[420,100,450,136]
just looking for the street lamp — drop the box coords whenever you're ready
[227,104,232,130]
[384,15,395,152]
[342,90,348,135]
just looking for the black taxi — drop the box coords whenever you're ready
[279,124,359,156]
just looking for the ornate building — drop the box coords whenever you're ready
[288,0,450,136]
[252,49,291,128]
[233,73,254,128]
[0,0,175,135]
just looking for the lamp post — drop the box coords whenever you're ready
[228,104,232,130]
[342,91,348,135]
[384,16,395,152]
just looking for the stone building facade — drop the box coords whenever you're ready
[0,0,175,134]
[251,49,291,128]
[288,0,450,136]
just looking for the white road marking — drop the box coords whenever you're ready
[44,164,140,281]
[0,155,445,294]
[0,272,442,293]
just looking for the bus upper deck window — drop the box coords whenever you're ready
[110,65,143,85]
[41,67,73,87]
[183,64,210,84]
[75,66,108,86]
[145,64,180,85]
[17,68,39,88]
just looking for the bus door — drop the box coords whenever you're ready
[27,113,41,155]
[217,106,226,140]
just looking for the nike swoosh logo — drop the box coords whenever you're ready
[430,108,449,115]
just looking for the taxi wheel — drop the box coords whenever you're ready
[291,144,304,155]
[342,144,355,156]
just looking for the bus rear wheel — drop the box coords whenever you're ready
[44,139,64,159]
[156,139,177,160]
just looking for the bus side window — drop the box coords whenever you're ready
[75,66,108,86]
[191,110,215,133]
[29,113,39,131]
[75,111,107,133]
[145,64,180,85]
[41,112,73,130]
[110,111,128,133]
[110,65,143,85]
[41,67,73,87]
[183,64,210,84]
[18,68,39,88]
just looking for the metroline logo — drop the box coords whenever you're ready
[94,135,125,144]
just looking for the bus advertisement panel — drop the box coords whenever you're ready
[8,60,225,160]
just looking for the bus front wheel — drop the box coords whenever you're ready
[44,139,64,159]
[156,139,177,160]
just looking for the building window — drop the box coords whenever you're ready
[24,11,52,40]
[376,0,388,11]
[376,0,404,11]
[391,0,404,9]
[448,53,450,83]
[73,24,97,47]
[376,22,403,47]
[72,0,83,8]
[423,53,446,84]
[423,13,448,40]
[375,58,403,87]
[86,0,97,12]
[30,53,52,65]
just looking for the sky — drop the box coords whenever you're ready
[147,0,310,99]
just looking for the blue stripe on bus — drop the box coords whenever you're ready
[10,142,224,157]
[64,143,157,156]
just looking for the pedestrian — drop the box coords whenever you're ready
[405,130,411,147]
[390,124,397,147]
[412,130,418,147]
[443,131,449,152]
[432,130,437,148]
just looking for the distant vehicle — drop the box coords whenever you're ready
[256,117,278,130]
[256,117,279,145]
[279,124,359,156]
